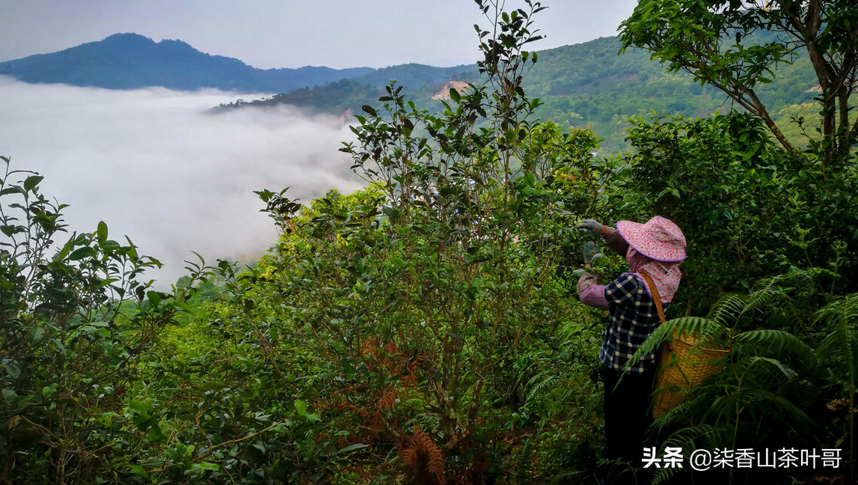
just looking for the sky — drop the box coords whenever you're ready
[0,0,639,69]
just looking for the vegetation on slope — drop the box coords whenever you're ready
[220,32,822,154]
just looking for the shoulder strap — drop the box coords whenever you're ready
[640,272,666,324]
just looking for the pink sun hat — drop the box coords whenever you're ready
[616,216,686,262]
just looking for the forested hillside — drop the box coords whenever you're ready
[0,33,375,92]
[219,35,820,153]
[2,1,857,485]
[1,28,821,154]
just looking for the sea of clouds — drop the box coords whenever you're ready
[0,76,364,286]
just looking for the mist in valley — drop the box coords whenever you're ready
[0,76,363,286]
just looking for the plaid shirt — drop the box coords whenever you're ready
[599,273,669,374]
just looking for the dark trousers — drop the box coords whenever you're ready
[603,365,655,464]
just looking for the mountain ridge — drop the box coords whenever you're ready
[0,33,376,93]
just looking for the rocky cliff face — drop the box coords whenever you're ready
[431,81,471,100]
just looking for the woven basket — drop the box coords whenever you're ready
[652,332,729,419]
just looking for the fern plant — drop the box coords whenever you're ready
[626,271,820,484]
[814,293,858,485]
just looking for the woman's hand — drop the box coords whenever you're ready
[578,218,608,235]
[583,241,601,267]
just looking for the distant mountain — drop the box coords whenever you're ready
[217,35,819,153]
[212,62,480,114]
[354,63,477,89]
[0,33,374,93]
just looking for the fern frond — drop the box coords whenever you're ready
[699,392,743,429]
[526,373,558,402]
[626,317,724,370]
[743,283,784,315]
[759,269,814,294]
[815,294,858,385]
[650,400,694,432]
[733,329,817,365]
[548,469,583,484]
[649,464,681,485]
[400,448,417,467]
[816,322,847,357]
[670,316,730,344]
[815,293,858,331]
[746,356,799,380]
[707,293,748,327]
[661,423,720,450]
[648,422,733,484]
[732,386,813,426]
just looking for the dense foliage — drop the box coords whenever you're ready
[619,0,858,167]
[2,1,858,484]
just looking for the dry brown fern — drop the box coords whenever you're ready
[379,389,397,410]
[398,427,446,485]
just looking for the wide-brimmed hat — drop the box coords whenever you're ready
[616,216,686,262]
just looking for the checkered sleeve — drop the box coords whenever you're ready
[604,274,642,308]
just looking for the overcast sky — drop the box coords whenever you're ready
[0,0,638,69]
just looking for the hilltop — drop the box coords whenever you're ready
[0,33,375,93]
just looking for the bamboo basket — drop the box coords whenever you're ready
[637,273,730,419]
[652,333,729,419]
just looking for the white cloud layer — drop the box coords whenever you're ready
[0,76,363,286]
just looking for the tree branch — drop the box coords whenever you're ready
[197,421,284,461]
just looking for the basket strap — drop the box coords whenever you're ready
[640,272,666,324]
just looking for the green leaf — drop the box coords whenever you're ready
[69,246,95,261]
[4,362,20,380]
[128,464,149,480]
[96,221,108,240]
[147,291,162,306]
[29,326,45,342]
[99,278,119,287]
[295,399,307,416]
[23,175,43,192]
[99,240,120,251]
[174,300,192,312]
[56,237,75,261]
[0,187,22,196]
[192,461,220,471]
[2,388,18,402]
[42,383,58,399]
[198,382,229,391]
[147,424,164,442]
[129,400,152,414]
[336,443,369,454]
